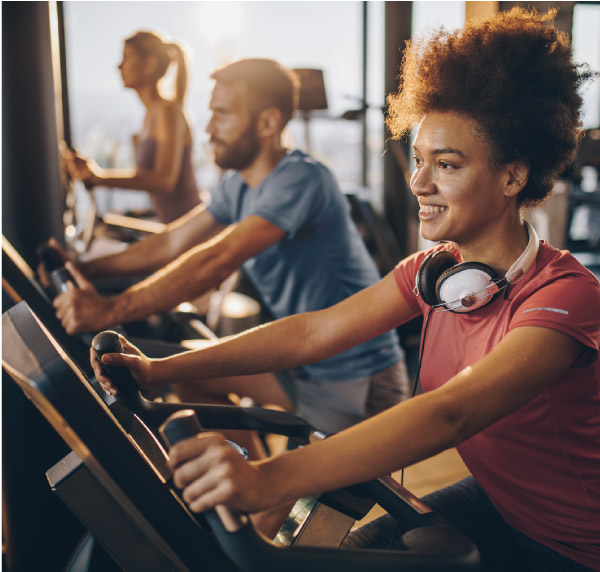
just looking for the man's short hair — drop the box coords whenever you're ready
[211,59,299,128]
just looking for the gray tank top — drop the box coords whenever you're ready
[135,125,201,223]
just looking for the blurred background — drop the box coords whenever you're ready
[4,1,599,272]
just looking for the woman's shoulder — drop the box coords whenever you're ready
[535,242,600,285]
[516,242,600,317]
[153,99,185,120]
[148,99,190,138]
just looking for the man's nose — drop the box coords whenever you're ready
[205,116,215,134]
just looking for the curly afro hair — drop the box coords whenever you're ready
[387,7,597,207]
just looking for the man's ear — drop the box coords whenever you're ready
[255,108,282,138]
[504,160,530,197]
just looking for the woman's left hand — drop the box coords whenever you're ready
[170,433,277,515]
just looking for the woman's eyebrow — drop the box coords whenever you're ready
[412,145,466,158]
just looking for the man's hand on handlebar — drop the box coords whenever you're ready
[169,433,279,515]
[90,333,154,394]
[37,238,74,288]
[53,262,114,334]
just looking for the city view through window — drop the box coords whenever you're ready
[64,2,598,220]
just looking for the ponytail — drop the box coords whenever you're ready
[125,31,189,104]
[167,43,188,105]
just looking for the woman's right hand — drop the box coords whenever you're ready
[65,151,102,186]
[90,335,154,395]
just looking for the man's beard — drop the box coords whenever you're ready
[213,121,260,171]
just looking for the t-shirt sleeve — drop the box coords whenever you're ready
[253,162,321,239]
[509,273,600,367]
[393,249,430,315]
[206,176,235,225]
[393,245,459,315]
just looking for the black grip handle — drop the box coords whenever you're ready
[159,410,204,447]
[37,242,75,296]
[50,267,75,294]
[91,330,141,411]
[158,409,249,535]
[159,411,247,458]
[37,243,64,272]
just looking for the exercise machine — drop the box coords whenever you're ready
[3,300,480,571]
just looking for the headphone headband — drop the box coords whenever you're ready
[416,220,539,313]
[504,220,539,285]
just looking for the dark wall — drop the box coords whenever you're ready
[2,4,85,570]
[383,1,418,259]
[2,1,65,268]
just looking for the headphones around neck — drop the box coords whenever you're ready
[415,221,539,313]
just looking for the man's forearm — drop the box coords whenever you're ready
[79,234,171,280]
[107,243,235,326]
[80,206,221,282]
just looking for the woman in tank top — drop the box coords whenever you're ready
[67,30,201,223]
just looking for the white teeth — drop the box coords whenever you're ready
[421,205,448,214]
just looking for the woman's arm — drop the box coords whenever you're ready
[171,325,585,514]
[156,271,416,383]
[98,272,418,388]
[72,103,188,195]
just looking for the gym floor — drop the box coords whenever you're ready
[357,448,471,526]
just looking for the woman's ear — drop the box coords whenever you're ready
[255,108,282,138]
[143,55,160,79]
[504,160,530,197]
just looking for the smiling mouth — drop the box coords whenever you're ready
[420,205,448,214]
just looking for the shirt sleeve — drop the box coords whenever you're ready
[509,273,600,367]
[206,174,236,225]
[393,245,458,315]
[393,248,436,315]
[252,162,322,239]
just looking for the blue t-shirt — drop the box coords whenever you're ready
[207,149,403,381]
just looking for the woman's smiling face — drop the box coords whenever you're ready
[410,112,514,247]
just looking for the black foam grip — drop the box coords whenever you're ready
[50,267,75,294]
[91,330,141,411]
[37,243,64,272]
[159,410,204,448]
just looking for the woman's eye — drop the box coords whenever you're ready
[438,161,454,170]
[412,156,422,165]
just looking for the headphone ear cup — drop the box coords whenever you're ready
[417,251,459,306]
[436,261,498,310]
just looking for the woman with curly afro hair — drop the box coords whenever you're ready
[93,8,600,571]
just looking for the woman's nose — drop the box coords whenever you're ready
[410,166,436,196]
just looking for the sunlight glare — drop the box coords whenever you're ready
[197,2,244,41]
